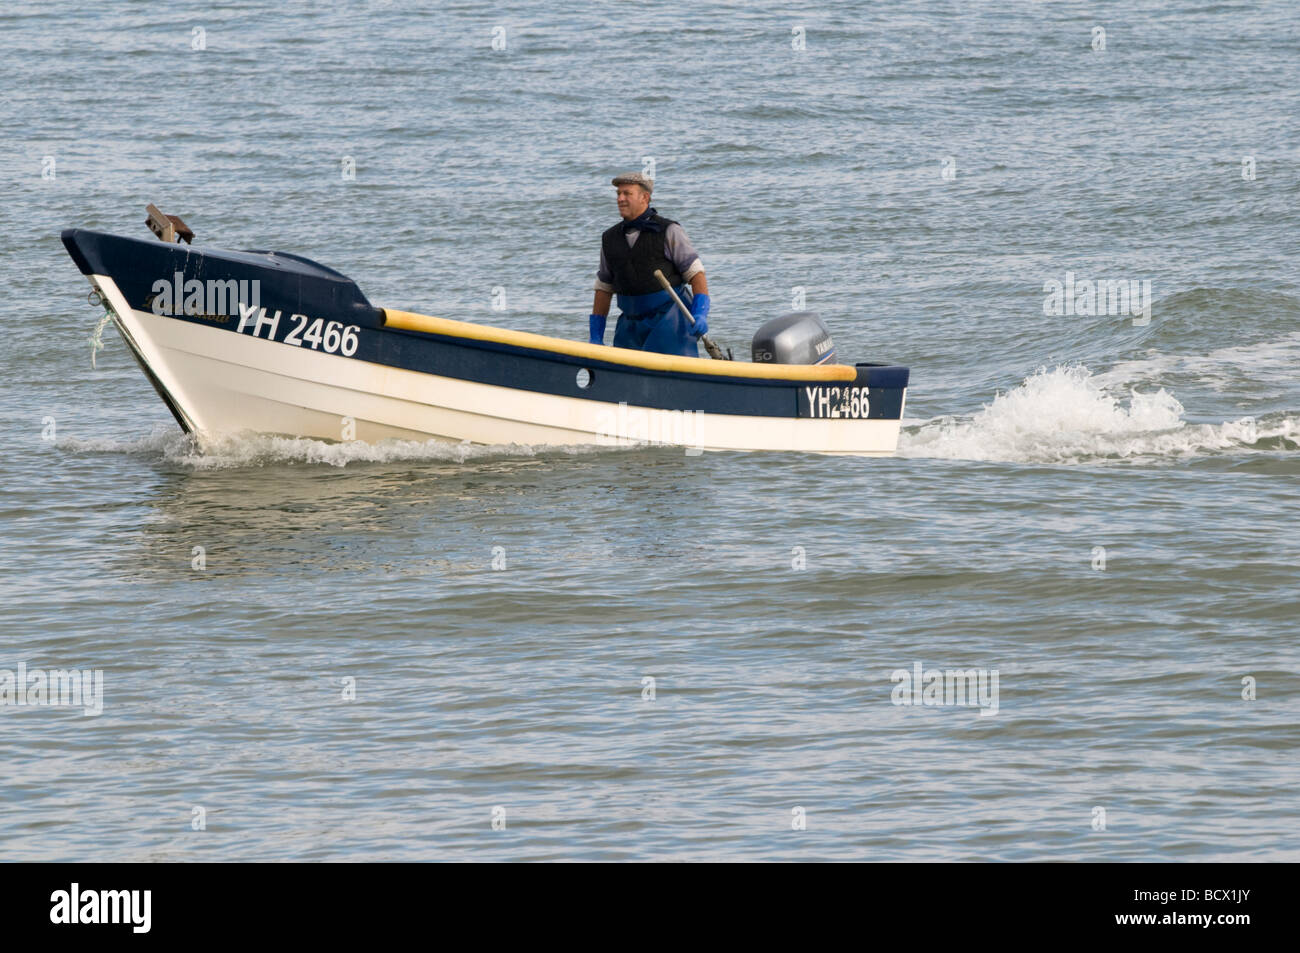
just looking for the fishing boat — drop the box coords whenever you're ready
[61,208,909,455]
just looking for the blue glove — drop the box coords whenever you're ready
[589,313,606,345]
[689,292,710,337]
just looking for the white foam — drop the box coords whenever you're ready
[1095,332,1300,393]
[58,427,610,470]
[900,365,1291,464]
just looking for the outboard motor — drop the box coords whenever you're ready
[750,311,836,364]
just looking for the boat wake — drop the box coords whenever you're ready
[900,364,1297,465]
[1093,331,1300,397]
[57,428,609,470]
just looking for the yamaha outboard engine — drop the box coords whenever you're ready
[750,312,836,364]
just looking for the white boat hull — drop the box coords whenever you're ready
[94,274,902,455]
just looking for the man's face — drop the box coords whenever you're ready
[616,185,651,220]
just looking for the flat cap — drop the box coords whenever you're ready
[611,171,654,192]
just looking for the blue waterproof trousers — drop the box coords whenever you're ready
[611,286,700,358]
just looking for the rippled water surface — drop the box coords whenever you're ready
[1,0,1297,861]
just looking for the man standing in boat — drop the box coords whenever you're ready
[588,172,710,357]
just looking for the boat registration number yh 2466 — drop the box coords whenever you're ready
[236,304,361,356]
[800,385,871,419]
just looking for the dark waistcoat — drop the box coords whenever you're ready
[601,214,684,296]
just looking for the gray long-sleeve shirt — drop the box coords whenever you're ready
[594,222,704,293]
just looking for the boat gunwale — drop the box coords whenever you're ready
[381,308,865,383]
